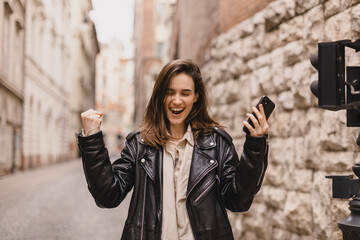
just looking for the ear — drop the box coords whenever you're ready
[194,92,199,103]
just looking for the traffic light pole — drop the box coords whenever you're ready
[327,165,360,239]
[310,39,360,240]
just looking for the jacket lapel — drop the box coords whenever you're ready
[138,139,162,184]
[138,139,163,225]
[187,134,218,197]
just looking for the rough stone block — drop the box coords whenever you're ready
[319,111,352,152]
[283,41,307,66]
[256,66,273,95]
[351,4,360,33]
[284,191,312,235]
[225,80,241,104]
[325,9,357,40]
[272,228,291,240]
[291,168,313,192]
[265,163,284,186]
[271,111,292,137]
[341,0,360,9]
[242,202,273,240]
[322,151,357,172]
[311,171,342,240]
[264,30,282,52]
[270,48,287,92]
[279,16,303,45]
[264,0,296,32]
[296,0,322,15]
[325,0,341,18]
[262,186,287,209]
[236,18,255,39]
[303,5,325,46]
[278,91,295,111]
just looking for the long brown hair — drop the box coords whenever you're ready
[140,59,220,147]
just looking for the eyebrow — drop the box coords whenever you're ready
[166,88,192,92]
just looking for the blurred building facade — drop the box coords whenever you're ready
[95,40,134,155]
[22,0,73,169]
[0,0,100,175]
[133,0,176,126]
[69,0,99,158]
[0,0,25,175]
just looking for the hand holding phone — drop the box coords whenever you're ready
[243,96,275,135]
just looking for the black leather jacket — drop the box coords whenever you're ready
[77,126,268,240]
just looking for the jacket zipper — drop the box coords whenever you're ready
[257,161,265,186]
[187,163,218,198]
[141,176,147,240]
[186,162,217,240]
[194,178,216,204]
[257,140,268,186]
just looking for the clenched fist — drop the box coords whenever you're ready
[80,109,103,136]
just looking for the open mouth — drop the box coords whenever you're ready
[170,108,185,115]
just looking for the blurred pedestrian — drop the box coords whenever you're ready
[77,59,270,240]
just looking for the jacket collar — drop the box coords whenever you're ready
[195,133,216,150]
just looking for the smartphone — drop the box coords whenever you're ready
[243,96,275,135]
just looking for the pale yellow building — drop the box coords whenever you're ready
[69,0,99,158]
[22,0,98,169]
[0,0,25,175]
[96,40,134,155]
[22,0,72,169]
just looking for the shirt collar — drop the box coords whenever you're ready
[183,125,194,147]
[165,125,194,149]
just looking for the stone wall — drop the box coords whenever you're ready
[202,0,360,239]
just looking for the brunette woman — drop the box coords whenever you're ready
[77,59,270,240]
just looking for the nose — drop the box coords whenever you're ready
[172,94,181,104]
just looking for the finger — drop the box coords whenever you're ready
[81,109,96,117]
[243,121,254,134]
[247,113,259,127]
[83,110,101,119]
[252,106,265,124]
[90,115,102,121]
[258,104,266,117]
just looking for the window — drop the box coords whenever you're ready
[2,3,12,75]
[156,42,164,58]
[14,22,23,86]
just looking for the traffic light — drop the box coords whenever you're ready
[310,40,348,111]
[310,39,360,127]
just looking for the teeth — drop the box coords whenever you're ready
[170,108,184,114]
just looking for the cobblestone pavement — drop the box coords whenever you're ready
[0,158,130,240]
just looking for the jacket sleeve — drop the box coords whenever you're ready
[77,131,136,208]
[219,134,268,212]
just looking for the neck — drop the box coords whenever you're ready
[169,124,186,139]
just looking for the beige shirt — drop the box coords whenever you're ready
[161,126,194,240]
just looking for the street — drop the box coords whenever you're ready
[0,158,130,240]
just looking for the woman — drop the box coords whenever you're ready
[77,59,270,240]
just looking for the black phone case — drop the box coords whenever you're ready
[243,96,275,135]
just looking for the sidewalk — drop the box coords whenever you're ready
[0,159,130,240]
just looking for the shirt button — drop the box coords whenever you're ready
[210,160,214,164]
[141,158,145,163]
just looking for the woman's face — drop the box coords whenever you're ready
[164,73,198,130]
